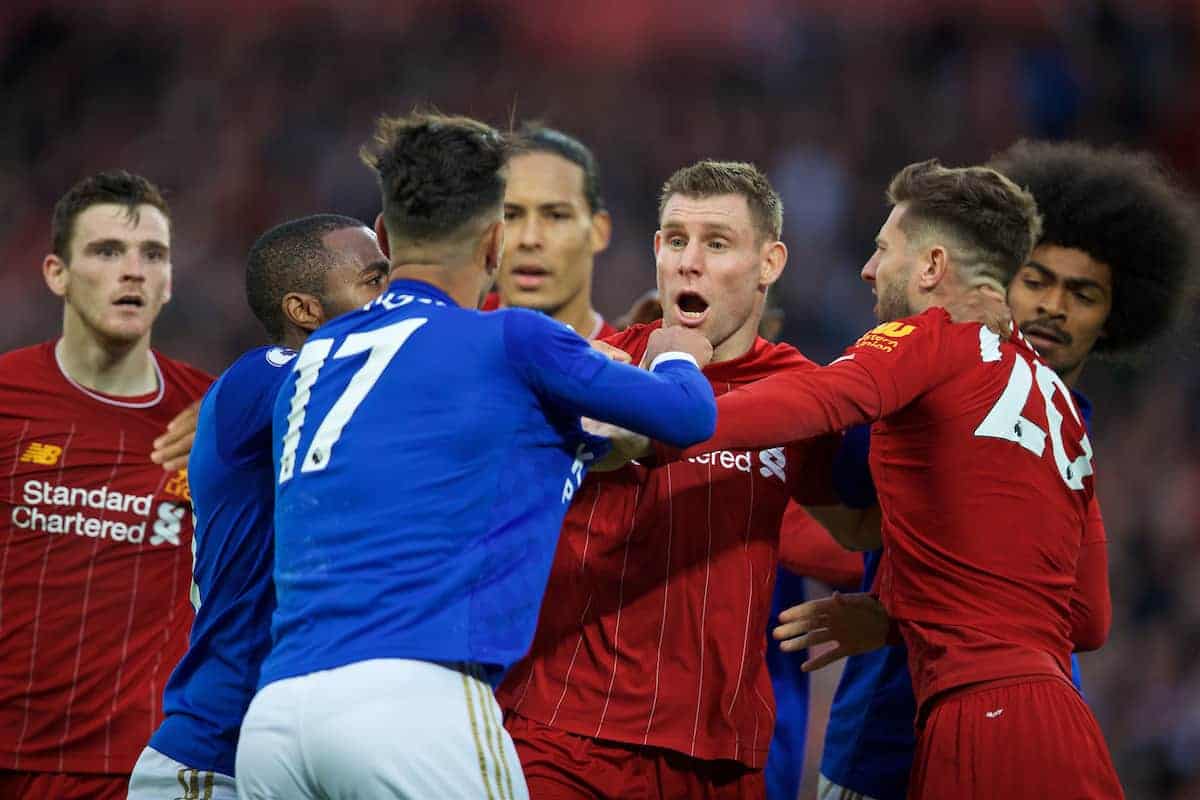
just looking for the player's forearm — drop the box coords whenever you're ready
[577,355,717,448]
[803,504,882,552]
[1068,540,1112,651]
[778,505,867,588]
[658,363,883,462]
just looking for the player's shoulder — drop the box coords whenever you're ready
[153,349,215,397]
[215,346,297,398]
[0,341,55,380]
[497,305,586,345]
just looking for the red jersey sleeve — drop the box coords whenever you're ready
[1070,496,1111,651]
[777,501,864,589]
[661,308,962,460]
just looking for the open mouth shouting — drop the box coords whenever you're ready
[674,290,710,327]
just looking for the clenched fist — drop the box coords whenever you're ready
[641,326,713,370]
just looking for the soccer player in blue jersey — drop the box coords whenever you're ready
[804,141,1198,800]
[233,112,717,800]
[127,214,390,800]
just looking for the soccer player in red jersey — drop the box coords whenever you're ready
[0,172,212,800]
[497,160,863,798]
[648,160,1123,798]
[483,124,618,338]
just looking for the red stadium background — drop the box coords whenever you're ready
[1,1,1197,797]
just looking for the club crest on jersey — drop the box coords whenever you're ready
[855,321,917,354]
[164,469,192,502]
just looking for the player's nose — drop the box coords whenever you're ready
[1038,286,1068,318]
[860,255,878,284]
[517,217,543,249]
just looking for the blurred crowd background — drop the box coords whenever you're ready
[2,1,1197,796]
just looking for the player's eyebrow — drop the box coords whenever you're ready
[364,259,390,275]
[1026,260,1109,294]
[83,238,128,252]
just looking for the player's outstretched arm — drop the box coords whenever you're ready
[506,311,716,449]
[772,591,890,672]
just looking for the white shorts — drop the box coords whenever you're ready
[236,658,528,800]
[127,746,238,800]
[817,773,883,800]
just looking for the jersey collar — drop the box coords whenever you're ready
[385,278,459,308]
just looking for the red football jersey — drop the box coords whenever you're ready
[777,502,863,590]
[497,323,839,768]
[663,308,1099,711]
[0,341,212,774]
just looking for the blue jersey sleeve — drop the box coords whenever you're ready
[832,423,877,509]
[502,310,716,448]
[211,347,296,467]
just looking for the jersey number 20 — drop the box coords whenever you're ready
[278,318,428,484]
[973,329,1094,490]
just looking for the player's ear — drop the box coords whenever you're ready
[759,240,787,288]
[482,220,504,276]
[282,292,325,333]
[374,214,390,259]
[919,244,949,290]
[43,253,69,298]
[589,210,612,256]
[652,230,664,260]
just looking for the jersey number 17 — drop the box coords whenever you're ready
[277,318,428,484]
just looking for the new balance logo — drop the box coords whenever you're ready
[985,708,1004,719]
[19,442,62,466]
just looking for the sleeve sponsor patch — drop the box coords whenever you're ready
[854,321,917,354]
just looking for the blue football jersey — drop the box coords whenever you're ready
[150,345,297,777]
[765,567,810,800]
[260,279,716,688]
[820,394,1094,799]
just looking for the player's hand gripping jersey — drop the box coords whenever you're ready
[261,280,716,688]
[664,308,1101,706]
[0,342,211,773]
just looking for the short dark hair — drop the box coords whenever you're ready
[511,123,605,212]
[51,170,170,260]
[887,159,1042,291]
[658,160,783,242]
[360,111,509,244]
[245,214,366,342]
[989,140,1199,353]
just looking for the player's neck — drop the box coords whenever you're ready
[56,322,157,396]
[553,288,601,339]
[389,262,483,311]
[1059,359,1086,389]
[710,311,762,364]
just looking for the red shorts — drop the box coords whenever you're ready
[0,769,129,800]
[505,714,764,800]
[909,676,1124,799]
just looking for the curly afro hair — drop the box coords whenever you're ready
[989,140,1198,354]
